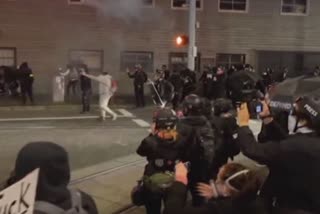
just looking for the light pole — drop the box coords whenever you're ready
[188,0,197,71]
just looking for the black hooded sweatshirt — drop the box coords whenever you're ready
[8,142,98,214]
[177,116,215,182]
[137,134,182,176]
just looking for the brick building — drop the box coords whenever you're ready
[0,0,319,96]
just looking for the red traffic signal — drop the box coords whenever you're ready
[175,35,189,47]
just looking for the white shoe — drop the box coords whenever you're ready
[112,115,117,121]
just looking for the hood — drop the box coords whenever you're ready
[12,142,70,206]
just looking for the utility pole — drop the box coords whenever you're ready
[188,0,197,71]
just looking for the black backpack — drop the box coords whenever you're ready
[191,122,216,165]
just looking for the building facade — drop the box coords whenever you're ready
[0,0,319,96]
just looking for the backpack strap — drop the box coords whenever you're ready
[34,201,65,214]
[69,189,86,214]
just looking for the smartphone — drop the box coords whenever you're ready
[256,103,263,113]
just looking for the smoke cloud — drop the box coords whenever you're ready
[85,0,151,23]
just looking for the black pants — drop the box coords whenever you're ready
[67,80,78,96]
[81,90,91,112]
[143,188,162,214]
[21,84,34,105]
[134,84,145,107]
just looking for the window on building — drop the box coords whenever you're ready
[0,48,16,67]
[169,52,188,71]
[68,0,84,5]
[69,50,103,72]
[172,0,203,10]
[142,0,155,7]
[216,53,246,68]
[169,52,201,71]
[281,0,308,15]
[219,0,248,12]
[120,51,154,72]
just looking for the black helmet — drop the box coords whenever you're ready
[296,92,320,131]
[182,94,204,116]
[153,108,177,130]
[213,98,234,116]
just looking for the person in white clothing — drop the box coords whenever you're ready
[80,71,117,121]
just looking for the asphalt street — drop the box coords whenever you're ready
[0,105,265,213]
[0,107,155,183]
[0,106,262,178]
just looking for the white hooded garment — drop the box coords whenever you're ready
[84,73,113,95]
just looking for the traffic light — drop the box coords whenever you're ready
[175,35,189,47]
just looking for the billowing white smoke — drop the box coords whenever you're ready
[85,0,147,23]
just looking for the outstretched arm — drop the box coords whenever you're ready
[82,73,100,82]
[60,69,70,77]
[126,68,135,78]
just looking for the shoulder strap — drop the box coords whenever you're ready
[34,201,65,214]
[69,189,87,214]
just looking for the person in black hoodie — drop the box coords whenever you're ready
[136,108,181,214]
[163,162,268,214]
[209,98,240,178]
[236,95,320,214]
[169,69,184,110]
[180,68,196,101]
[19,62,34,105]
[6,142,98,214]
[79,64,92,113]
[127,64,148,108]
[177,94,215,206]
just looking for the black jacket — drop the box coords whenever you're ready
[80,75,92,91]
[137,135,181,176]
[237,123,320,213]
[257,117,288,143]
[128,70,148,86]
[9,142,98,214]
[163,181,269,214]
[169,72,184,92]
[178,116,215,163]
[210,116,240,177]
[178,116,215,181]
[19,63,34,87]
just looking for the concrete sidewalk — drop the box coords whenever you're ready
[70,154,146,214]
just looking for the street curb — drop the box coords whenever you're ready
[0,104,130,112]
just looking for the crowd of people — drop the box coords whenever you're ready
[133,90,320,214]
[1,62,320,214]
[125,63,293,112]
[130,63,320,214]
[0,62,34,104]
